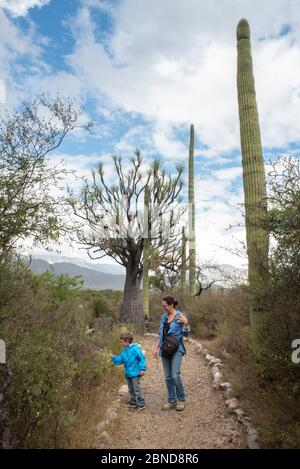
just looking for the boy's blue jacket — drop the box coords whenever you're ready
[157,309,190,357]
[111,343,147,378]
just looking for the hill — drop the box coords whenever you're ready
[27,258,125,291]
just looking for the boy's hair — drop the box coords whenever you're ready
[120,332,134,344]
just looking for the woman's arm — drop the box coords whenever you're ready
[178,314,191,336]
[153,314,166,358]
[153,339,160,359]
[182,325,191,337]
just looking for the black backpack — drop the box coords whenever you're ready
[161,314,188,359]
[162,334,180,358]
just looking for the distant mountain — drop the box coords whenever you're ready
[25,254,246,291]
[29,254,125,275]
[28,259,50,274]
[26,258,125,291]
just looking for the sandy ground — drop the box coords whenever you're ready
[110,336,246,449]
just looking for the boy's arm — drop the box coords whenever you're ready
[111,351,124,366]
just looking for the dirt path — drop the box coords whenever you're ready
[110,336,246,449]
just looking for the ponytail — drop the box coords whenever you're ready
[163,296,179,308]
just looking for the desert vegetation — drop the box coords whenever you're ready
[0,18,299,449]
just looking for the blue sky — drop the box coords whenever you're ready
[0,0,300,268]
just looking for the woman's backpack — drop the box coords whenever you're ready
[162,334,180,358]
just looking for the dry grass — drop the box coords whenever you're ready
[67,373,124,448]
[201,336,300,448]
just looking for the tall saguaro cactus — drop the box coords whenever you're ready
[237,19,269,345]
[237,18,269,286]
[188,124,196,296]
[143,185,150,323]
[180,226,187,292]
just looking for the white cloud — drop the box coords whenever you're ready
[0,0,50,17]
[2,0,300,157]
[0,9,48,110]
[49,151,114,184]
[2,0,300,268]
[67,0,300,157]
[255,36,300,148]
[196,200,246,267]
[114,124,153,155]
[215,166,243,181]
[0,9,42,62]
[152,122,187,160]
[193,164,246,266]
[4,0,299,159]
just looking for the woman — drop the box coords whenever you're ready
[154,296,190,411]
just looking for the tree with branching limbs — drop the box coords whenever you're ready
[69,151,185,329]
[0,94,90,265]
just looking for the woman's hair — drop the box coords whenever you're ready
[162,296,179,308]
[120,332,134,343]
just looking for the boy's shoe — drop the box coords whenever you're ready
[162,402,177,411]
[176,400,185,411]
[133,405,145,412]
[123,401,137,408]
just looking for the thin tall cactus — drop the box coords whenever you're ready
[237,19,269,346]
[180,226,187,292]
[142,185,150,323]
[188,124,196,295]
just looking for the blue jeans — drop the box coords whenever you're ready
[127,376,145,407]
[162,350,185,404]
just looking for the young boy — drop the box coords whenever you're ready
[110,332,146,411]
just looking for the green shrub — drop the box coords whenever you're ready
[0,268,125,448]
[29,271,83,303]
[92,295,109,318]
[3,305,84,446]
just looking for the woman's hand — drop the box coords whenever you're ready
[140,371,146,377]
[153,341,160,359]
[109,352,114,358]
[178,314,189,327]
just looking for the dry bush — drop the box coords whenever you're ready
[0,267,127,448]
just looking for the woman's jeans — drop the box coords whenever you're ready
[162,350,185,403]
[127,376,145,407]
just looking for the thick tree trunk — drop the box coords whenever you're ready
[120,267,144,330]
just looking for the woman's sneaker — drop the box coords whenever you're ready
[162,402,177,411]
[133,405,145,412]
[176,400,185,411]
